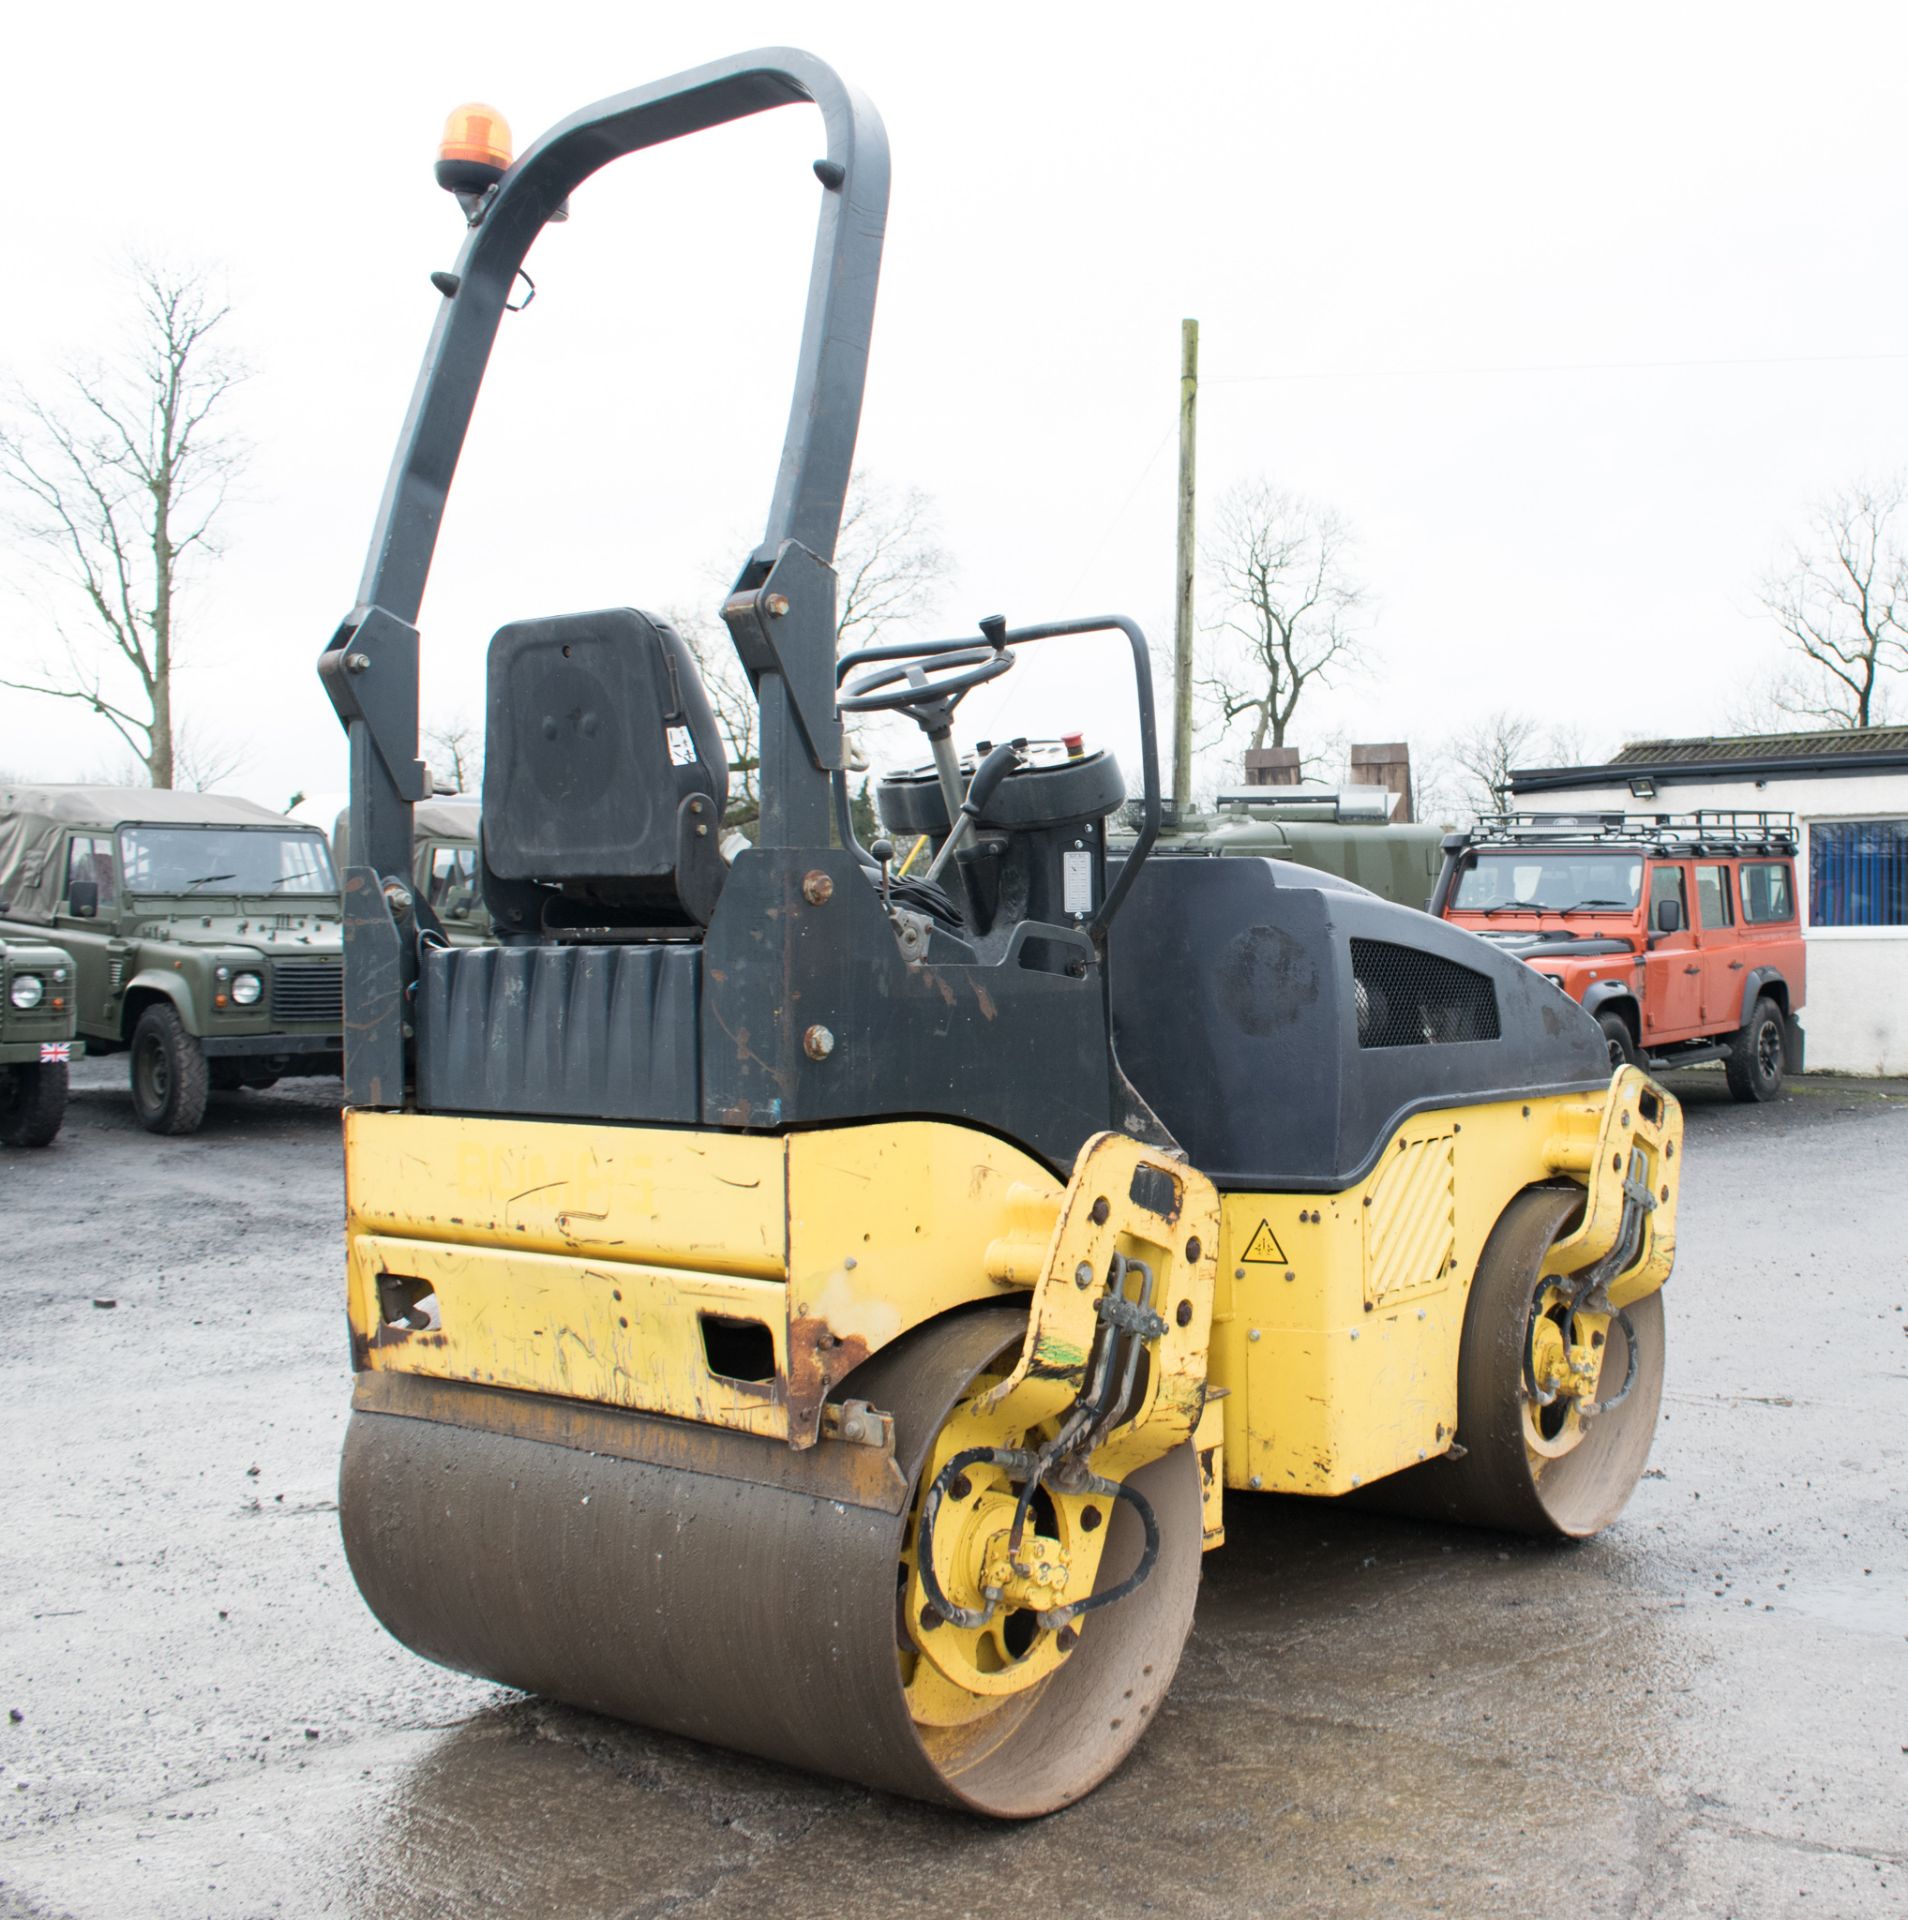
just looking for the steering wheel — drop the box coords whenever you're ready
[837,643,1014,721]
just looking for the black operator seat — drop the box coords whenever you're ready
[480,608,730,935]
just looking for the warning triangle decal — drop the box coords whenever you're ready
[1241,1219,1288,1264]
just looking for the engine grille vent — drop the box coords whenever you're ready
[270,961,343,1027]
[1351,939,1500,1049]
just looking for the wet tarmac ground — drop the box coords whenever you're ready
[2,1061,1904,1919]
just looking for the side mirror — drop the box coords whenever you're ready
[1654,898,1682,935]
[68,878,99,919]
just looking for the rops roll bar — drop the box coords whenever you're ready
[319,49,889,1104]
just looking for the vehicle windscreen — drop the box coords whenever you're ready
[118,826,338,896]
[1451,849,1642,913]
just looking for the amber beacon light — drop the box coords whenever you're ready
[435,103,513,198]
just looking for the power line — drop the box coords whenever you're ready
[1061,415,1178,604]
[1205,348,1908,384]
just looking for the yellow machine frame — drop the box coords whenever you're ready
[344,1065,1678,1539]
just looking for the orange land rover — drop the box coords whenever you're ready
[1432,810,1806,1100]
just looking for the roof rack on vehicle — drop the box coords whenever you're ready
[1464,809,1797,855]
[1211,784,1396,824]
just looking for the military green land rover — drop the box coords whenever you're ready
[332,796,490,946]
[0,785,343,1135]
[1115,785,1446,908]
[0,933,83,1147]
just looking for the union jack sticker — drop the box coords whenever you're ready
[39,1042,71,1064]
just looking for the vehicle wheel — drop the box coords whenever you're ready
[0,1063,68,1148]
[1358,1186,1666,1539]
[1596,1008,1641,1071]
[130,1004,209,1135]
[342,1308,1202,1816]
[1725,996,1786,1103]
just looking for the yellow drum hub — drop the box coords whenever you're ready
[898,1378,1116,1723]
[1524,1277,1619,1460]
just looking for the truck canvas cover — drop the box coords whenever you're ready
[0,785,304,924]
[331,797,479,869]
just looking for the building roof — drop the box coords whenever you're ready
[1607,728,1908,765]
[1512,726,1908,794]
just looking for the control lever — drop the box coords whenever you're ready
[869,838,895,911]
[925,739,1024,885]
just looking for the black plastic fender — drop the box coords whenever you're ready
[1737,965,1792,1028]
[1580,977,1642,1030]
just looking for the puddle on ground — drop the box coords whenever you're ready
[1775,1576,1908,1638]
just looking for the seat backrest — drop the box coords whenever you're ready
[481,608,729,931]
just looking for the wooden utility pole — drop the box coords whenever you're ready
[1172,318,1199,817]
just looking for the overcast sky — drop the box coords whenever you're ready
[4,1,1905,811]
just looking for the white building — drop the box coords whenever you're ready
[1510,728,1908,1075]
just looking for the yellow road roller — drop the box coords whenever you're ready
[320,49,1680,1818]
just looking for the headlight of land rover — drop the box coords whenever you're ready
[231,971,263,1007]
[9,974,45,1010]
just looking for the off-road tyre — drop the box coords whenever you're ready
[0,1063,68,1148]
[1358,1186,1666,1538]
[1596,1008,1641,1071]
[130,1003,209,1135]
[1724,995,1786,1104]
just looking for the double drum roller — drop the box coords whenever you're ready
[322,49,1681,1817]
[343,1312,1204,1815]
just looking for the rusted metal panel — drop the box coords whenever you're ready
[344,1110,1066,1450]
[345,1108,788,1278]
[352,1369,910,1513]
[350,1230,797,1436]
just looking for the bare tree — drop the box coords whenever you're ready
[670,472,956,837]
[423,713,483,794]
[834,473,955,652]
[673,609,762,835]
[1543,720,1587,768]
[1445,710,1542,814]
[0,260,248,788]
[1408,744,1467,829]
[1441,710,1589,816]
[1197,479,1373,760]
[1722,666,1812,738]
[1758,476,1907,728]
[86,715,243,793]
[173,733,242,793]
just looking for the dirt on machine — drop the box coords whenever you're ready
[320,51,1683,1818]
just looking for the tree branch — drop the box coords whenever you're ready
[1759,474,1908,727]
[1196,477,1375,761]
[0,257,248,783]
